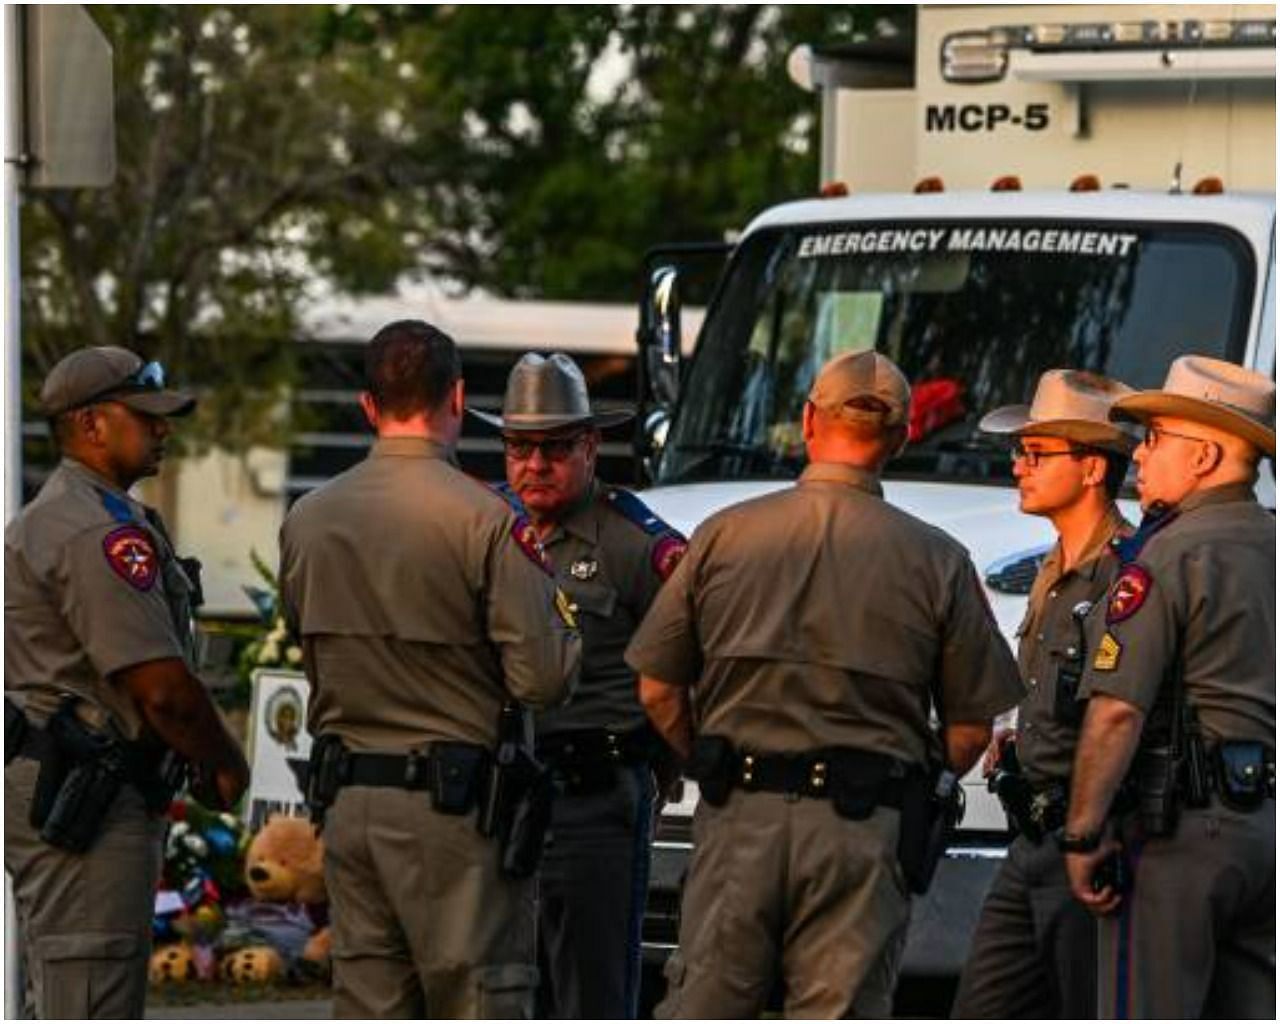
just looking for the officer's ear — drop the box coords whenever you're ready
[448,378,465,418]
[801,401,817,443]
[1081,451,1107,489]
[358,392,379,431]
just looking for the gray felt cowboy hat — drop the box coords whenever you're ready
[1108,355,1275,458]
[469,352,635,432]
[979,369,1139,455]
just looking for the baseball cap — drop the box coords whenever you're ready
[40,347,196,418]
[808,350,911,428]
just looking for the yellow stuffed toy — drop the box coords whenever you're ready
[219,814,331,983]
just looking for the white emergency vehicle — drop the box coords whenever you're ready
[633,4,1276,999]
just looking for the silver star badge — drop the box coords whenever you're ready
[569,558,598,581]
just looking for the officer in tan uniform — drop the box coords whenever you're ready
[278,321,582,1018]
[473,353,686,1019]
[952,370,1137,1018]
[5,346,250,1018]
[626,350,1024,1018]
[1062,355,1275,1019]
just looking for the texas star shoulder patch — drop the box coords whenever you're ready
[102,526,158,591]
[651,534,687,582]
[510,516,552,575]
[1106,564,1152,624]
[1093,632,1122,671]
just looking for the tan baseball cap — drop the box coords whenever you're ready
[980,369,1139,455]
[40,347,196,418]
[1109,355,1275,457]
[808,350,911,428]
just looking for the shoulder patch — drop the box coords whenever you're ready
[102,526,158,590]
[510,516,553,576]
[1105,564,1152,624]
[651,534,688,582]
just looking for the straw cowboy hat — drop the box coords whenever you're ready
[1109,355,1275,458]
[979,369,1139,455]
[469,352,634,432]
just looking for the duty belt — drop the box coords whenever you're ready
[536,727,650,796]
[735,749,908,808]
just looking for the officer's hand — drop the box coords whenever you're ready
[1065,838,1124,916]
[981,728,1016,778]
[213,760,251,810]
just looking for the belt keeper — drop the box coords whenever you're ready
[404,752,425,787]
[742,754,755,786]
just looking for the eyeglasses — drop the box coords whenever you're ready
[502,434,587,461]
[1010,440,1088,468]
[1142,424,1215,450]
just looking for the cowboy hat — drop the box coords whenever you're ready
[1108,355,1274,457]
[980,369,1138,455]
[469,352,634,432]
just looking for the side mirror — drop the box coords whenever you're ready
[640,265,683,408]
[640,408,671,482]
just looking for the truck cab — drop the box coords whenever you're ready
[635,4,1275,1001]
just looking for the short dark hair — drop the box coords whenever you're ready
[364,320,461,418]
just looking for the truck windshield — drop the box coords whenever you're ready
[656,219,1252,485]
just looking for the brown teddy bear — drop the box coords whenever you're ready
[219,814,331,983]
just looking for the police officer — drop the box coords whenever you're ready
[952,370,1137,1018]
[472,352,686,1019]
[5,346,250,1018]
[278,321,581,1018]
[1061,355,1275,1018]
[626,350,1025,1018]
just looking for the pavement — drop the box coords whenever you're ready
[147,999,332,1019]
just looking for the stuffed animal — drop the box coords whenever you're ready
[218,814,331,982]
[149,942,198,984]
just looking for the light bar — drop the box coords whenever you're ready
[941,17,1276,83]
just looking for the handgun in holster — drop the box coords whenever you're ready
[898,762,965,895]
[476,702,553,879]
[38,700,127,854]
[306,734,350,827]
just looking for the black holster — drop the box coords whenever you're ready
[987,741,1039,840]
[687,735,737,807]
[477,703,553,879]
[1129,744,1180,837]
[37,702,126,853]
[306,734,350,826]
[897,767,964,894]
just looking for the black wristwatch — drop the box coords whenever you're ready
[1055,827,1103,853]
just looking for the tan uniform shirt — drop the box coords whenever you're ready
[4,458,195,738]
[1081,484,1275,747]
[279,438,581,751]
[533,482,685,737]
[1015,506,1129,785]
[625,462,1024,767]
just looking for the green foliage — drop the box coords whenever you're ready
[23,5,888,447]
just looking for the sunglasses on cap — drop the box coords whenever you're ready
[79,360,168,407]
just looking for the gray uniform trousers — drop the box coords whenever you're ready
[1097,800,1275,1019]
[951,833,1096,1018]
[658,790,909,1020]
[4,757,165,1019]
[536,763,654,1019]
[323,784,538,1019]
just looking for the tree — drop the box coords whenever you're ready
[22,5,890,448]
